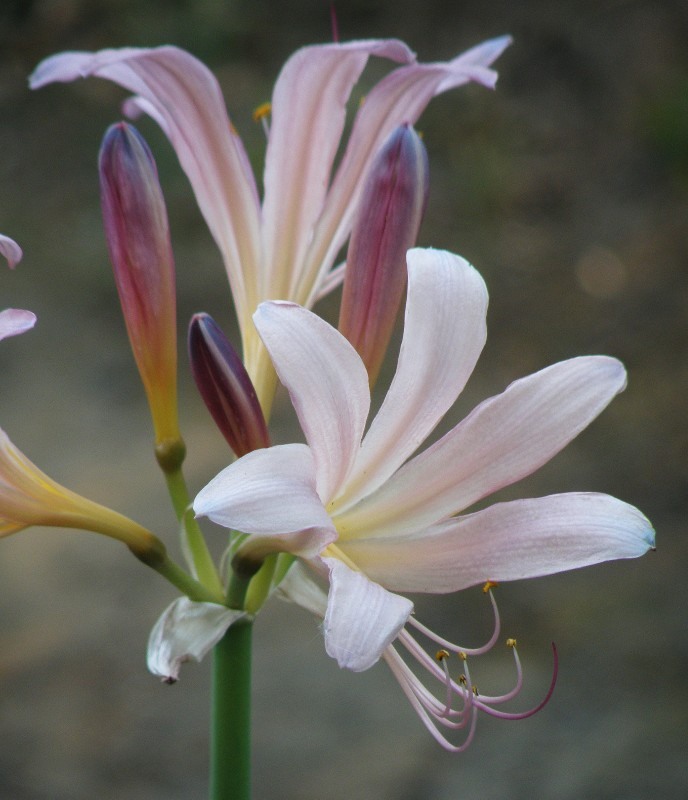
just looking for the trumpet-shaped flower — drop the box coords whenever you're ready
[30,36,511,412]
[193,247,654,747]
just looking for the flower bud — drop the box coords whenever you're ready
[99,122,181,454]
[188,313,269,457]
[338,124,429,387]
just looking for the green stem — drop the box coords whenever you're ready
[211,620,253,800]
[151,552,225,604]
[164,467,223,597]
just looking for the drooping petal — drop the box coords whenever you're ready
[276,560,329,618]
[0,234,22,269]
[340,493,655,593]
[0,309,36,341]
[299,36,512,306]
[262,39,415,301]
[337,356,628,539]
[30,47,261,329]
[333,249,487,513]
[253,301,370,502]
[322,557,413,671]
[193,443,336,558]
[147,597,246,682]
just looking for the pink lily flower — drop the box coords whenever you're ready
[29,36,511,412]
[193,247,654,747]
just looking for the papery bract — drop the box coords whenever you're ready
[30,36,511,413]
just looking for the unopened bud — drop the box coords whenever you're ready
[339,124,429,387]
[99,122,180,449]
[188,313,269,457]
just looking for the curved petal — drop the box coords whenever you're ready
[194,443,336,558]
[276,560,329,618]
[322,558,413,671]
[300,35,512,306]
[30,47,261,328]
[340,493,655,593]
[333,248,487,512]
[0,234,22,269]
[253,301,370,502]
[0,309,36,341]
[337,356,628,539]
[262,39,415,301]
[147,597,246,682]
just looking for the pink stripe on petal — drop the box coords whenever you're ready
[340,493,655,593]
[323,558,413,671]
[254,301,370,503]
[337,356,628,539]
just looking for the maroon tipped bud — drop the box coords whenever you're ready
[339,124,429,387]
[189,313,269,457]
[99,122,180,449]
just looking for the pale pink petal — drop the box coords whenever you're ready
[300,36,512,306]
[147,597,246,681]
[262,39,414,301]
[333,249,487,512]
[276,560,329,618]
[194,443,335,558]
[253,301,370,502]
[340,493,655,593]
[337,356,628,538]
[322,558,413,671]
[0,309,36,341]
[30,47,261,327]
[0,234,22,269]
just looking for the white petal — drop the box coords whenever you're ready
[276,560,328,618]
[253,302,370,502]
[146,597,246,682]
[340,493,655,593]
[0,309,36,341]
[337,356,628,538]
[322,558,413,672]
[333,248,487,512]
[262,40,414,302]
[302,36,511,307]
[31,47,261,330]
[0,234,22,269]
[194,443,336,558]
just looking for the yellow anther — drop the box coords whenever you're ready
[458,651,468,661]
[458,674,468,686]
[472,685,479,696]
[252,102,272,123]
[435,649,450,662]
[482,580,499,593]
[506,638,517,648]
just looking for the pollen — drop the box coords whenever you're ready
[458,651,468,661]
[506,638,517,648]
[482,580,499,593]
[435,649,450,662]
[252,102,272,123]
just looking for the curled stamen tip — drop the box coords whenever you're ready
[459,674,468,686]
[482,580,499,593]
[458,651,468,661]
[472,686,479,696]
[435,649,450,662]
[252,102,272,122]
[506,638,517,648]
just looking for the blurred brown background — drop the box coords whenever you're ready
[0,1,686,798]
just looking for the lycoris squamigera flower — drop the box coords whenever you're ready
[191,247,654,748]
[30,36,511,414]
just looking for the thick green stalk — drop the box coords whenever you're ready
[211,620,253,800]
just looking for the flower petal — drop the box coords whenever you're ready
[340,493,655,593]
[0,234,22,269]
[147,597,246,682]
[262,39,415,302]
[0,309,36,341]
[194,443,335,558]
[30,47,261,329]
[322,557,413,671]
[337,356,628,538]
[333,248,487,512]
[253,301,370,502]
[276,560,329,618]
[300,36,511,306]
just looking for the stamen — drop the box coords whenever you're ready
[482,580,499,593]
[252,102,271,137]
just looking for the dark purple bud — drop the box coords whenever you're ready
[189,313,269,456]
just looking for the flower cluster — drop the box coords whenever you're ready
[0,33,654,751]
